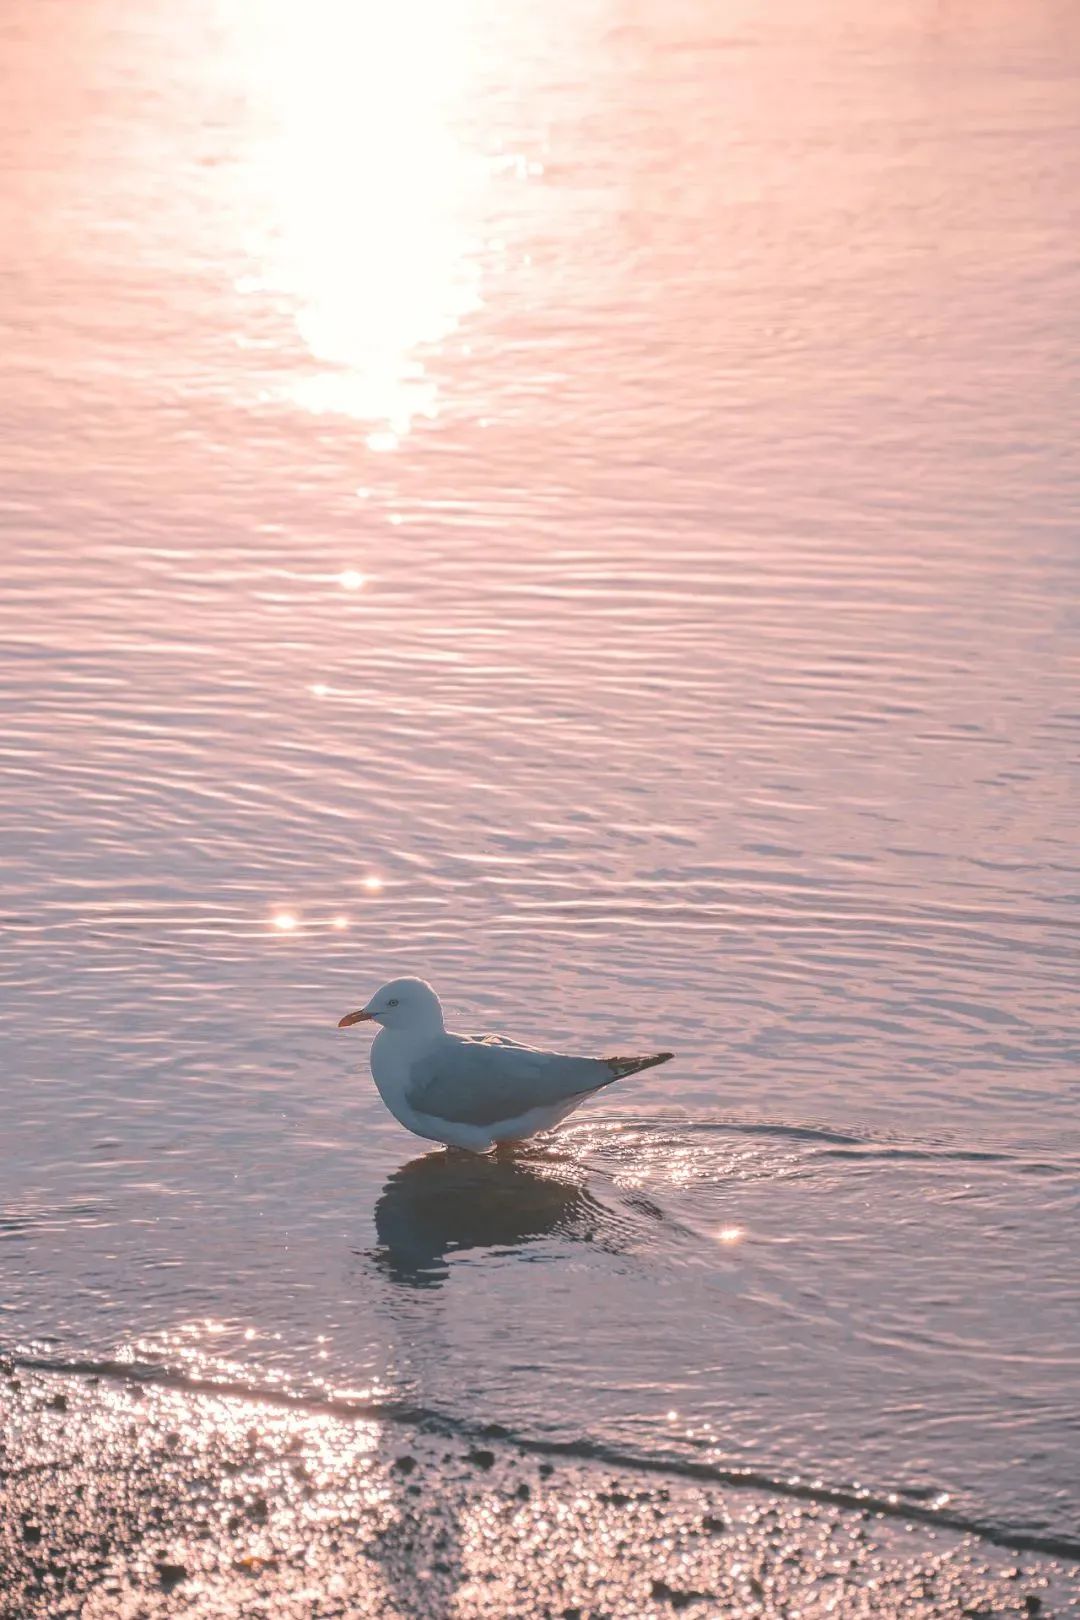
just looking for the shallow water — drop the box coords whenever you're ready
[2,0,1078,1560]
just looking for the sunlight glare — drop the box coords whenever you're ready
[235,0,486,436]
[273,912,299,931]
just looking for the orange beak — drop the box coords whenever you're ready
[338,1009,374,1027]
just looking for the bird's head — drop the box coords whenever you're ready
[338,977,445,1034]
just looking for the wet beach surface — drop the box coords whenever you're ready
[3,1365,1078,1620]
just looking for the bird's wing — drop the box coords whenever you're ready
[405,1034,614,1128]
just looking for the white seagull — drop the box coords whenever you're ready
[338,977,673,1152]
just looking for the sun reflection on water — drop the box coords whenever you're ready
[227,0,488,435]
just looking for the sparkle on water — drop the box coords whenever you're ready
[365,430,400,453]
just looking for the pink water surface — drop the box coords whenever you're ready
[1,0,1078,1552]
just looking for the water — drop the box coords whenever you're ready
[2,0,1078,1561]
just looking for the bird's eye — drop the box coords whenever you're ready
[387,998,399,1008]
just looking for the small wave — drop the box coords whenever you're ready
[816,1144,1071,1174]
[578,1113,1080,1177]
[12,1352,1080,1563]
[681,1118,864,1147]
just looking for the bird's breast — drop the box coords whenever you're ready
[369,1030,423,1118]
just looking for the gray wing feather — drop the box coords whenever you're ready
[406,1036,612,1128]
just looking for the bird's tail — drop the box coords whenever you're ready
[604,1051,674,1080]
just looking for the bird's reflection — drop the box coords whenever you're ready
[373,1150,609,1289]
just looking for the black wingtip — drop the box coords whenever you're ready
[606,1051,675,1079]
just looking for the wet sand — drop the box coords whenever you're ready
[2,1365,1076,1619]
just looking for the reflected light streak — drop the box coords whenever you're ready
[112,1327,383,1503]
[361,875,383,892]
[272,912,298,931]
[231,0,487,433]
[338,569,366,590]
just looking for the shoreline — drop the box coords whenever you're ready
[2,1365,1076,1618]
[11,1353,1079,1565]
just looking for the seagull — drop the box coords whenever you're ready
[338,977,674,1152]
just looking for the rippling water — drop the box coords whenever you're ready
[2,0,1078,1560]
